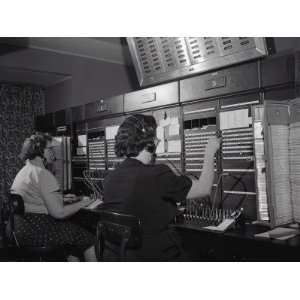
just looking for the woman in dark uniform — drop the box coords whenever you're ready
[103,114,220,261]
[11,132,97,261]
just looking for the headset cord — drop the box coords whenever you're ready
[157,155,184,176]
[221,172,248,210]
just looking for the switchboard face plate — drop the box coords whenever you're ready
[127,37,267,87]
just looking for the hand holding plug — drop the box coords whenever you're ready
[206,136,221,154]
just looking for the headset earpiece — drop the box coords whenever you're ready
[146,142,156,153]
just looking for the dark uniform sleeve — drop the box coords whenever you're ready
[157,164,192,204]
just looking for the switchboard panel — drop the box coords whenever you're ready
[101,116,126,171]
[219,93,260,220]
[83,119,108,198]
[71,122,88,195]
[152,106,182,172]
[87,130,106,171]
[85,95,124,119]
[252,105,269,222]
[54,109,66,127]
[182,100,220,205]
[51,136,72,192]
[71,105,85,123]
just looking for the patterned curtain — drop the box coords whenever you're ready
[0,84,45,213]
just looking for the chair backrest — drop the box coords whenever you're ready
[96,210,142,261]
[2,193,69,260]
[9,194,25,216]
[1,193,25,246]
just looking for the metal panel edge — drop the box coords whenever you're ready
[127,38,144,86]
[127,37,268,88]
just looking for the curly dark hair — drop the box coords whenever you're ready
[19,132,52,161]
[115,114,157,157]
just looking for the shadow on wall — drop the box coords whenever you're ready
[120,37,141,91]
[124,65,140,91]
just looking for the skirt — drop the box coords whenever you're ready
[14,213,95,255]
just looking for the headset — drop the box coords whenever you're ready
[28,133,47,158]
[27,132,56,164]
[129,115,157,154]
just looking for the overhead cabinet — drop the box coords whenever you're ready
[127,37,267,87]
[180,61,259,102]
[124,82,179,112]
[261,52,300,88]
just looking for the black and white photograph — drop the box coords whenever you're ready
[0,1,299,299]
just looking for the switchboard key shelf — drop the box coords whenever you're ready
[174,204,244,233]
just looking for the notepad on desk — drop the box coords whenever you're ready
[204,219,235,232]
[254,227,300,240]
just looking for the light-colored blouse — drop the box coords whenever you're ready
[11,157,60,214]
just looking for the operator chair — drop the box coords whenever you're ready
[96,210,142,261]
[2,192,69,261]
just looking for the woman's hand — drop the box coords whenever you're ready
[80,196,95,207]
[63,193,80,204]
[186,136,221,200]
[206,136,221,155]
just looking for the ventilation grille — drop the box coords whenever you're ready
[135,37,164,75]
[218,37,256,55]
[186,37,221,63]
[158,37,191,71]
[128,37,267,86]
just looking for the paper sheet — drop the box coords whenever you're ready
[169,124,180,136]
[159,117,171,128]
[205,219,235,232]
[51,137,63,159]
[76,147,87,155]
[170,117,179,125]
[52,136,62,147]
[254,227,300,240]
[159,117,179,127]
[156,126,165,154]
[168,140,181,153]
[78,135,87,147]
[220,109,250,130]
[105,125,119,140]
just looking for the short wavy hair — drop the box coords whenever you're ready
[19,132,52,161]
[115,114,157,157]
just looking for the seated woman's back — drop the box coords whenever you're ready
[104,157,191,234]
[11,157,59,214]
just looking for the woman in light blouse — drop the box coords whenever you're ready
[11,132,97,261]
